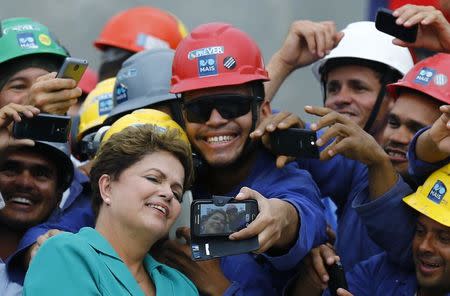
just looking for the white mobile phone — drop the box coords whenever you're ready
[0,191,5,209]
[169,190,193,240]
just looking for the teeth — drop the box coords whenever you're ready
[10,197,32,205]
[425,262,439,267]
[207,135,234,143]
[388,151,405,158]
[149,204,167,215]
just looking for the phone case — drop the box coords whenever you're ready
[375,8,418,43]
[56,57,89,83]
[12,113,71,143]
[327,261,348,296]
[189,196,259,261]
[269,128,319,158]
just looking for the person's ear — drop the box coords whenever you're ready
[260,100,272,118]
[98,174,112,205]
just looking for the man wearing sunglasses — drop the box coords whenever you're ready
[158,22,327,296]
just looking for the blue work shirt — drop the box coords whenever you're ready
[298,149,384,270]
[324,252,450,296]
[193,148,327,296]
[408,126,450,183]
[353,177,416,268]
[351,127,450,268]
[5,168,95,288]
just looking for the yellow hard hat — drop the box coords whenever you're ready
[403,163,450,227]
[101,109,189,145]
[78,78,116,140]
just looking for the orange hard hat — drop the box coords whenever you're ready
[94,6,188,53]
[78,67,98,94]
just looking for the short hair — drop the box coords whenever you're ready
[89,124,194,217]
[202,209,228,225]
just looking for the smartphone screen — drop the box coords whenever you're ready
[192,200,258,237]
[375,8,418,43]
[269,128,319,158]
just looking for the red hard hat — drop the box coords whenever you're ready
[94,6,188,53]
[78,67,98,94]
[387,53,450,104]
[170,22,269,94]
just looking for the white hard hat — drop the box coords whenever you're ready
[311,21,414,81]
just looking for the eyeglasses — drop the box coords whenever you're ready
[182,94,262,123]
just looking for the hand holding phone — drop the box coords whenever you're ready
[269,128,319,158]
[56,57,89,85]
[375,8,418,43]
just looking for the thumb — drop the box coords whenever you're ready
[235,187,261,202]
[392,38,410,48]
[10,139,35,147]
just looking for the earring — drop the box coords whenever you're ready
[104,198,111,205]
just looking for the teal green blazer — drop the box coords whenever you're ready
[23,227,198,296]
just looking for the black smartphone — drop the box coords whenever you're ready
[56,57,89,85]
[269,128,319,158]
[191,199,259,237]
[327,261,348,296]
[12,113,72,143]
[375,8,418,43]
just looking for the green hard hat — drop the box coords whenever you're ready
[0,17,68,64]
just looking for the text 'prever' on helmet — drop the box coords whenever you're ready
[170,22,269,94]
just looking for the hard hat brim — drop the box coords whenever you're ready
[170,73,269,94]
[403,192,450,227]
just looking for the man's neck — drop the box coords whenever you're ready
[202,152,257,195]
[418,286,448,296]
[0,224,25,261]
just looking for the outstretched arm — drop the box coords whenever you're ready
[265,20,343,102]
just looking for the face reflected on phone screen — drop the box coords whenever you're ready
[199,203,247,235]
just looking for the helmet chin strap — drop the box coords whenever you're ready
[322,70,397,133]
[363,70,395,133]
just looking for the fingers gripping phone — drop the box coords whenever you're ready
[375,8,418,43]
[56,57,89,85]
[12,113,72,143]
[191,198,259,237]
[269,128,319,158]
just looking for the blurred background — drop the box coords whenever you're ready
[0,0,374,121]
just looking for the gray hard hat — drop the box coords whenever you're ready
[12,141,74,191]
[105,48,177,124]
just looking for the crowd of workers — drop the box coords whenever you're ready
[1,2,450,296]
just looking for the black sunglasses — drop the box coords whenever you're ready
[182,94,262,123]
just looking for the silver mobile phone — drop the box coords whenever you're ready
[56,57,89,85]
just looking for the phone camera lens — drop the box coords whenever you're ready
[74,65,79,71]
